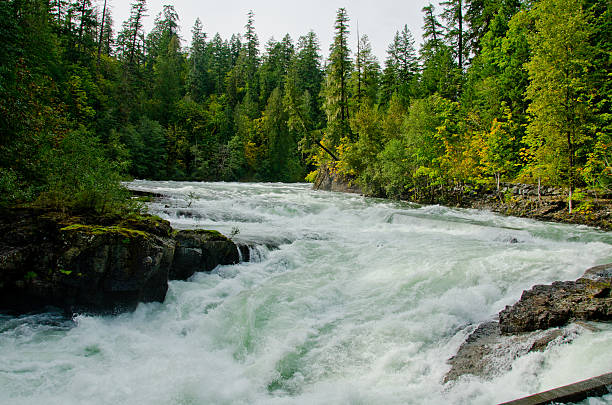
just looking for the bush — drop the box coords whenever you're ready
[36,127,129,213]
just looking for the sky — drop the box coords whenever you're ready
[103,0,441,65]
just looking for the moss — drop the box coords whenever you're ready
[131,196,154,203]
[192,229,228,241]
[124,213,164,223]
[118,214,171,237]
[60,223,151,239]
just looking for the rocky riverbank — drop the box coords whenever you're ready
[445,263,612,383]
[312,167,611,231]
[0,208,240,315]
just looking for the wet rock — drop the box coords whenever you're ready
[528,329,564,352]
[446,264,611,383]
[170,230,239,280]
[0,209,241,315]
[445,322,501,382]
[445,322,582,383]
[499,264,612,334]
[55,224,176,313]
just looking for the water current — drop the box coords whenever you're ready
[1,181,611,404]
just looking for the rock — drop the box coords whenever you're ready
[445,322,501,382]
[445,322,582,383]
[56,224,176,313]
[528,329,564,352]
[0,209,241,315]
[499,264,612,334]
[313,164,362,194]
[170,230,239,280]
[445,264,611,383]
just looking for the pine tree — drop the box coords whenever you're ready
[420,5,461,100]
[259,34,294,105]
[243,10,259,85]
[323,7,353,146]
[381,25,418,104]
[98,2,114,59]
[294,31,324,126]
[188,18,209,102]
[353,34,381,107]
[422,4,444,54]
[117,0,147,66]
[440,0,465,70]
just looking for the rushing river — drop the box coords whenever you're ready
[2,181,612,405]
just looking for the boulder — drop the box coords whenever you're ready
[313,164,362,194]
[499,264,612,334]
[445,264,611,383]
[55,224,176,313]
[445,321,584,383]
[170,230,239,280]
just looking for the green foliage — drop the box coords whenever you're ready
[323,8,353,147]
[38,127,129,213]
[1,0,609,211]
[523,0,596,212]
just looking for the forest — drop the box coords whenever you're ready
[0,0,610,213]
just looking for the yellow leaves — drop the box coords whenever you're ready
[244,141,261,171]
[305,170,319,183]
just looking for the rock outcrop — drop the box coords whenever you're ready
[499,264,612,334]
[0,209,240,314]
[171,230,239,280]
[313,164,362,194]
[445,321,578,382]
[445,264,612,383]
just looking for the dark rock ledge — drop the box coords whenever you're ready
[446,264,612,383]
[0,209,240,315]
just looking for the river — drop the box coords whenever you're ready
[1,181,611,404]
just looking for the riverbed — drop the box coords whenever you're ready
[1,181,611,404]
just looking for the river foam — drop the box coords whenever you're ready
[1,181,611,404]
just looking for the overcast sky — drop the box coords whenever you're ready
[103,0,441,65]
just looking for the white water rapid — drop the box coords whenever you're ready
[1,181,611,405]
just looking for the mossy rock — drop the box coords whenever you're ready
[118,214,172,238]
[190,229,229,241]
[60,224,151,239]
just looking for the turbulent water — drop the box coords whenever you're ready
[2,181,612,405]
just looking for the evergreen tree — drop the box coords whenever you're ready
[419,4,462,100]
[188,18,209,102]
[117,0,147,66]
[381,25,418,104]
[208,33,232,94]
[243,10,260,88]
[323,7,353,146]
[422,3,444,51]
[353,34,381,107]
[293,31,324,126]
[259,34,294,106]
[98,6,114,58]
[440,0,465,70]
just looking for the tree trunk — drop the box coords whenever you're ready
[458,0,463,70]
[317,141,339,162]
[496,172,500,192]
[97,0,107,62]
[567,128,575,214]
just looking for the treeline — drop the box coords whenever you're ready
[319,0,610,213]
[0,0,610,213]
